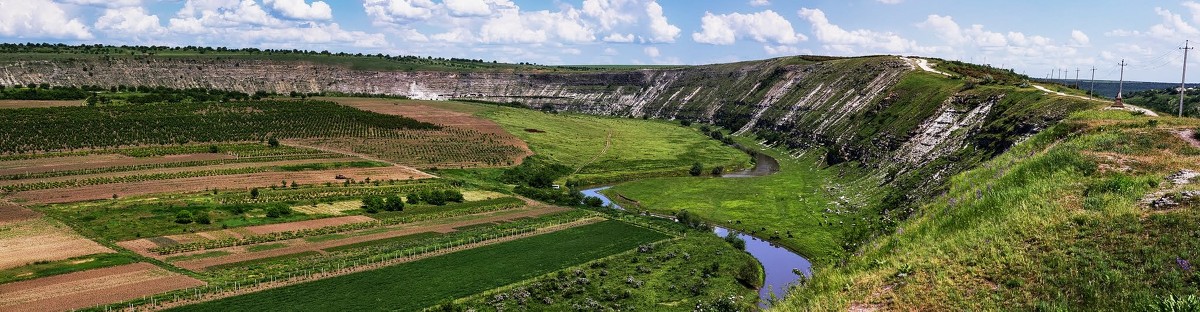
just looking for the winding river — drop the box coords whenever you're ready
[580,151,811,307]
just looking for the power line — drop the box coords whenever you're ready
[1181,40,1193,117]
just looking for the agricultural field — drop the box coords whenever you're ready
[165,220,670,312]
[0,263,204,312]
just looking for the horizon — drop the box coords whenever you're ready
[4,1,1200,83]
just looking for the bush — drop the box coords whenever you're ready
[175,210,193,224]
[268,137,280,147]
[265,205,293,218]
[711,166,725,176]
[384,194,405,212]
[583,196,605,207]
[735,258,762,289]
[690,162,703,176]
[195,212,212,224]
[724,232,746,250]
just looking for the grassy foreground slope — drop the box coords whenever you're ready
[784,110,1200,310]
[168,220,669,311]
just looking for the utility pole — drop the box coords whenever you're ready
[1089,67,1097,96]
[1115,59,1128,108]
[1075,68,1081,88]
[1181,40,1193,117]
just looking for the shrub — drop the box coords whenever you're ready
[689,162,703,176]
[175,210,193,224]
[195,212,212,224]
[724,232,746,250]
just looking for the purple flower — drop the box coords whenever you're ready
[1178,257,1193,272]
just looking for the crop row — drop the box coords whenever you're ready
[0,160,379,192]
[0,152,343,181]
[0,100,439,154]
[148,197,526,255]
[218,181,453,204]
[0,142,329,161]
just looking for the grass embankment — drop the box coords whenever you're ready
[783,110,1200,310]
[481,108,750,184]
[167,220,669,311]
[0,253,139,284]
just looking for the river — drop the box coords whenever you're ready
[579,151,812,307]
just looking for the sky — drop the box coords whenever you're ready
[2,0,1200,82]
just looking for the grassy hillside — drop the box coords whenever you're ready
[781,110,1200,311]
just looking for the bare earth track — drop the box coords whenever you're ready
[12,166,432,204]
[0,263,204,312]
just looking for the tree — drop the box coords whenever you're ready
[362,195,384,213]
[268,137,280,147]
[384,194,405,211]
[290,180,298,189]
[690,162,703,176]
[711,166,725,176]
[208,145,219,153]
[724,232,746,250]
[406,193,421,204]
[583,196,604,207]
[250,188,260,199]
[195,212,212,225]
[175,210,193,224]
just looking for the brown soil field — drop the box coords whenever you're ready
[0,100,83,109]
[0,200,40,224]
[118,215,378,252]
[0,153,234,176]
[322,97,533,166]
[12,166,432,204]
[0,218,113,270]
[0,157,362,187]
[0,262,204,312]
[170,205,568,271]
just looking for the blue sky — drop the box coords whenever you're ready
[0,1,1197,82]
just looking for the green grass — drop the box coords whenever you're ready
[245,243,288,252]
[454,234,760,311]
[164,250,232,262]
[321,231,443,252]
[452,222,497,231]
[205,251,322,272]
[605,137,872,263]
[480,108,749,184]
[42,199,320,242]
[168,220,669,312]
[0,253,139,284]
[780,112,1200,310]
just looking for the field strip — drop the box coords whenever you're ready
[0,218,113,270]
[0,153,234,176]
[280,140,402,167]
[171,205,569,271]
[0,100,83,109]
[12,166,432,204]
[119,216,378,252]
[0,199,40,224]
[0,262,204,312]
[147,217,602,311]
[0,157,364,187]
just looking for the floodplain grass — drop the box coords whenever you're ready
[167,220,669,312]
[781,111,1200,311]
[0,253,139,285]
[606,137,875,263]
[481,107,750,184]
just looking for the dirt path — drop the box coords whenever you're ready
[1030,84,1161,116]
[12,166,433,204]
[0,262,204,312]
[573,130,612,176]
[168,205,569,270]
[0,100,83,109]
[902,57,950,76]
[1175,129,1200,148]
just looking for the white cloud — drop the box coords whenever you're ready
[56,0,141,7]
[692,10,805,45]
[748,0,769,6]
[477,8,594,44]
[95,6,165,37]
[877,0,902,4]
[603,33,635,42]
[0,0,92,39]
[264,0,333,20]
[764,45,809,55]
[363,0,438,24]
[1070,30,1090,46]
[644,46,660,57]
[643,1,679,42]
[443,0,491,17]
[603,47,618,55]
[799,8,929,54]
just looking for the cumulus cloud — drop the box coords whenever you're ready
[443,0,495,17]
[363,0,438,24]
[57,0,142,7]
[1070,30,1089,46]
[603,33,635,42]
[264,0,333,20]
[799,8,929,54]
[0,0,92,39]
[692,10,805,45]
[644,46,660,57]
[95,6,165,37]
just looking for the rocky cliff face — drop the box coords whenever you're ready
[0,55,1077,177]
